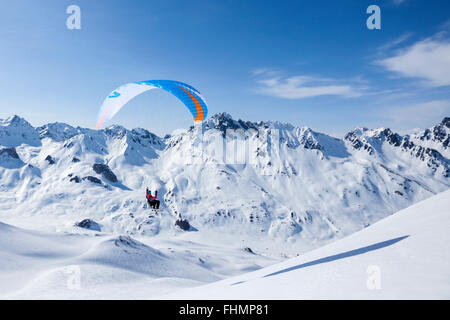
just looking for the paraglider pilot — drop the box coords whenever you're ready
[146,188,160,209]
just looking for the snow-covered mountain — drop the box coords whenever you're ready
[0,113,449,299]
[0,113,449,257]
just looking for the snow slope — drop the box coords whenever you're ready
[164,189,450,299]
[0,222,276,299]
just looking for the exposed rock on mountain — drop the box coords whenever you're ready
[93,163,118,183]
[0,147,20,159]
[0,113,448,253]
[75,218,101,231]
[175,218,191,231]
[45,155,55,165]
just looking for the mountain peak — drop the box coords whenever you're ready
[204,113,260,134]
[37,122,79,142]
[0,115,40,147]
[211,112,234,121]
[1,115,32,128]
[103,124,128,138]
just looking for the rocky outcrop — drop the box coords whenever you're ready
[75,219,101,231]
[93,163,118,183]
[244,247,255,254]
[83,176,102,184]
[175,219,191,231]
[45,155,55,165]
[68,174,81,183]
[0,147,20,159]
[344,131,374,155]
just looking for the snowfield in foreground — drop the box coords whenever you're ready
[0,222,277,299]
[1,189,448,299]
[165,189,450,299]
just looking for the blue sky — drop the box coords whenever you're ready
[0,0,449,136]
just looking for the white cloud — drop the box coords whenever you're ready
[253,72,362,99]
[381,100,450,129]
[377,34,450,87]
[251,68,274,76]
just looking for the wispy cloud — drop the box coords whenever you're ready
[252,70,363,99]
[442,19,450,30]
[381,100,450,129]
[376,33,413,55]
[376,33,450,87]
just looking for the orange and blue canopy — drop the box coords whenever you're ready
[96,80,208,127]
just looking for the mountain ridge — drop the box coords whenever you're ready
[0,113,449,256]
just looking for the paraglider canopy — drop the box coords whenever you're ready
[96,80,208,127]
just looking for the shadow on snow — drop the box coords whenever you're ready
[263,235,409,278]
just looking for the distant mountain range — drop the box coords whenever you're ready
[0,113,449,254]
